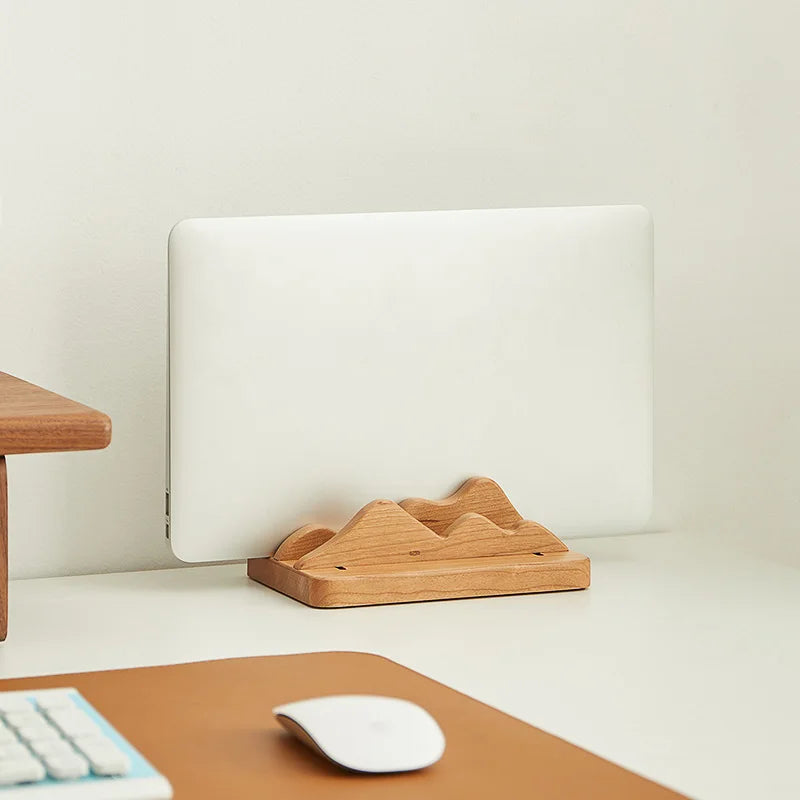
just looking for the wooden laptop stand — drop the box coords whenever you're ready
[248,477,590,606]
[0,372,111,641]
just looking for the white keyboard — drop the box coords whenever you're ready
[0,689,171,798]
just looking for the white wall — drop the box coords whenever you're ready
[1,1,798,578]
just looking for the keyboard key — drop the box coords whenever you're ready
[79,740,131,776]
[34,694,76,713]
[46,709,101,738]
[0,689,171,796]
[44,753,90,780]
[69,733,108,749]
[29,738,75,758]
[0,697,34,715]
[4,710,42,729]
[0,743,32,760]
[16,722,61,743]
[0,757,45,785]
[0,728,18,745]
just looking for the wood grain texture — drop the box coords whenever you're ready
[400,476,524,532]
[0,373,111,642]
[295,501,567,571]
[249,476,587,607]
[0,457,7,641]
[0,653,688,799]
[249,550,590,607]
[273,523,336,561]
[0,372,112,454]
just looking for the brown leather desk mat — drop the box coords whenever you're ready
[0,652,687,798]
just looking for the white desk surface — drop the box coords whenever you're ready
[2,531,798,800]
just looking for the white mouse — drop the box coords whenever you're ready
[273,694,446,773]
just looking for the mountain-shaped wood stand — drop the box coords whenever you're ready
[247,477,590,607]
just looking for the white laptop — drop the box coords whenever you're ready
[167,205,652,562]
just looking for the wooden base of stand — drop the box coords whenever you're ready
[248,550,590,607]
[248,477,590,607]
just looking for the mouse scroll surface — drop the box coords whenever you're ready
[273,695,446,774]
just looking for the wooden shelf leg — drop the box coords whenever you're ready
[0,456,7,641]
